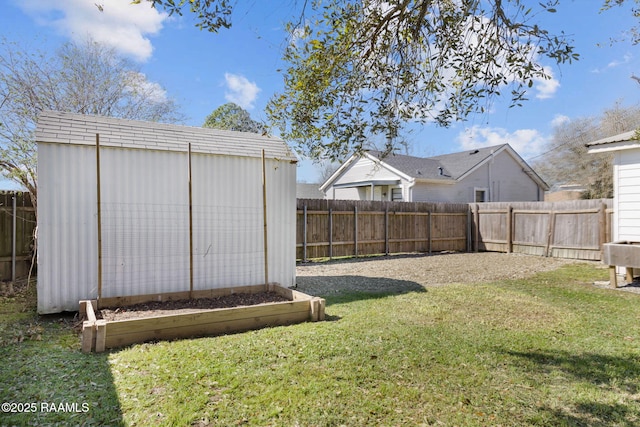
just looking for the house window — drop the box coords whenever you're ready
[475,188,487,203]
[391,188,403,201]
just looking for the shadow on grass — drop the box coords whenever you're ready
[508,349,640,426]
[0,314,124,425]
[295,275,427,306]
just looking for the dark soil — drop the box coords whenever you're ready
[99,291,290,321]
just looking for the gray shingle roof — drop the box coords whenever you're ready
[35,110,297,161]
[368,151,452,180]
[369,144,507,180]
[431,144,508,179]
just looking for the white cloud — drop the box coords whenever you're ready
[17,0,166,62]
[533,66,560,99]
[124,71,168,103]
[456,125,548,159]
[551,114,570,127]
[224,73,261,109]
[592,52,633,73]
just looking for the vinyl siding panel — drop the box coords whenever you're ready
[615,149,640,242]
[335,157,401,184]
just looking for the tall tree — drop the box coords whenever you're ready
[203,103,264,133]
[0,38,183,208]
[135,0,637,161]
[267,0,579,160]
[533,102,640,199]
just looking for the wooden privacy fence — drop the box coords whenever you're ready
[472,199,613,261]
[297,198,613,262]
[297,199,470,261]
[0,191,36,281]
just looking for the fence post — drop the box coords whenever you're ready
[11,193,16,284]
[384,206,389,256]
[354,205,358,257]
[329,207,333,260]
[427,211,432,255]
[599,202,607,260]
[545,210,556,257]
[506,205,513,253]
[474,204,480,252]
[414,205,418,252]
[466,205,471,253]
[303,204,307,262]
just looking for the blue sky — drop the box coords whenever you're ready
[2,0,640,187]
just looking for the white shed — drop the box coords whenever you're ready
[587,131,640,243]
[587,131,640,282]
[36,111,298,314]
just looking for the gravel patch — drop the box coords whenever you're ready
[295,252,591,296]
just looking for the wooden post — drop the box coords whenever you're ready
[474,204,480,252]
[328,207,333,259]
[302,204,308,262]
[545,211,556,257]
[188,143,194,298]
[11,193,16,284]
[354,205,358,257]
[610,266,618,288]
[427,211,432,255]
[626,267,634,283]
[506,205,513,253]
[95,320,107,353]
[414,206,418,253]
[262,150,269,287]
[466,206,472,253]
[95,134,103,301]
[385,207,389,256]
[599,202,607,260]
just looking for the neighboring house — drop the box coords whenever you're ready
[296,183,324,199]
[320,144,548,203]
[586,130,640,244]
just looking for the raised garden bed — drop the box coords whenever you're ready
[80,284,325,353]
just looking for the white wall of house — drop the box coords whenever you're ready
[411,152,541,203]
[411,183,454,202]
[613,148,640,242]
[326,156,405,200]
[336,156,399,183]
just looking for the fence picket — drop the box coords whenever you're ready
[296,198,613,262]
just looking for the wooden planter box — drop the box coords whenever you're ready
[80,284,325,353]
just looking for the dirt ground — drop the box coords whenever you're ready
[295,252,599,296]
[96,252,628,321]
[98,292,290,321]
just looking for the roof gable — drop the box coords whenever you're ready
[430,144,508,179]
[35,110,297,161]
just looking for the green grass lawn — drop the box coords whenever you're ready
[2,262,640,426]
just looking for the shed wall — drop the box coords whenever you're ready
[37,143,296,313]
[614,148,640,242]
[37,144,98,313]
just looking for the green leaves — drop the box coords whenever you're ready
[142,0,233,32]
[267,0,578,161]
[202,102,265,133]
